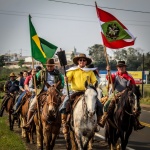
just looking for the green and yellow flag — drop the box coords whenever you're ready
[29,15,58,64]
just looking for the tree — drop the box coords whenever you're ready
[18,59,24,67]
[0,55,5,67]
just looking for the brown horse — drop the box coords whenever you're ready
[34,83,61,150]
[4,93,16,130]
[20,92,35,144]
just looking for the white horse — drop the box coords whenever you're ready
[72,81,98,150]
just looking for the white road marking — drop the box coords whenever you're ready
[95,133,135,150]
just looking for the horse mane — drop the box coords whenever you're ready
[132,85,142,100]
[118,88,129,110]
[87,84,97,94]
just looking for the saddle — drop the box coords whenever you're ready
[66,91,84,113]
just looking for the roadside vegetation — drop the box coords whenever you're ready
[0,115,26,150]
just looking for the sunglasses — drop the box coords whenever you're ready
[79,59,86,62]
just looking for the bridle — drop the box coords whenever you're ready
[43,86,60,124]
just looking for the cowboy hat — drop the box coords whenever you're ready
[73,53,92,65]
[9,72,16,77]
[45,58,55,66]
[116,61,127,67]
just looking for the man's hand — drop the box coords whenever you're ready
[64,76,68,82]
[106,66,111,71]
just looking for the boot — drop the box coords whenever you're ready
[22,111,34,130]
[61,114,71,150]
[98,112,108,128]
[134,116,145,131]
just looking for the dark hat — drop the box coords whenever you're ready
[9,72,16,77]
[36,66,42,72]
[45,58,55,66]
[116,61,127,67]
[18,72,23,76]
[73,53,92,66]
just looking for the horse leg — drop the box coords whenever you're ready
[88,137,93,150]
[29,122,35,144]
[50,133,58,150]
[43,127,51,150]
[120,132,126,150]
[21,118,26,138]
[9,112,13,130]
[75,133,83,150]
[124,129,132,149]
[36,124,42,148]
[70,130,78,150]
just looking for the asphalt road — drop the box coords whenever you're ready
[53,108,150,150]
[15,106,150,150]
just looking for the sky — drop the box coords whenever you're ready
[0,0,150,57]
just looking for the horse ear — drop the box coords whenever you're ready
[84,80,88,89]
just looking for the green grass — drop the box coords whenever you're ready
[0,99,26,150]
[0,117,26,150]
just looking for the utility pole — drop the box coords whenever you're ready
[142,53,144,97]
[20,49,22,57]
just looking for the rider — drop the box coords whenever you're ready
[59,53,103,148]
[12,70,28,115]
[23,58,64,129]
[0,72,19,117]
[100,61,145,130]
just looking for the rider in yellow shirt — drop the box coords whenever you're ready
[59,53,103,149]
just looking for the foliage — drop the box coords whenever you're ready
[0,67,29,81]
[0,55,5,67]
[87,45,150,82]
[0,101,26,150]
[18,59,25,67]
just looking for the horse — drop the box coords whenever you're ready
[20,92,35,144]
[105,85,141,150]
[34,82,61,150]
[70,81,98,150]
[3,93,16,130]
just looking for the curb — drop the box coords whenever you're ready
[141,104,150,111]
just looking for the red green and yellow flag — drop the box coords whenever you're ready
[29,15,58,64]
[95,4,136,49]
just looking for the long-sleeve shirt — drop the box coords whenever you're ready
[67,68,97,91]
[107,71,135,92]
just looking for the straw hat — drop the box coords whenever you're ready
[9,72,16,77]
[73,53,92,65]
[45,58,55,66]
[116,61,127,67]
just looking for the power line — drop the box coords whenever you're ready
[0,11,150,27]
[49,0,150,14]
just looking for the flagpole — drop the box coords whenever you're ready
[103,46,116,101]
[31,55,43,150]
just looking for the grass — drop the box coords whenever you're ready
[0,98,26,150]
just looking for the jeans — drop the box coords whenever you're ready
[16,91,27,109]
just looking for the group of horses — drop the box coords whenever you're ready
[1,80,141,150]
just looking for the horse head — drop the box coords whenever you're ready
[44,82,60,121]
[84,80,98,118]
[120,85,140,114]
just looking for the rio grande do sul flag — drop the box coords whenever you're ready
[95,5,136,49]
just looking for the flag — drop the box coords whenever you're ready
[29,15,58,64]
[95,4,136,49]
